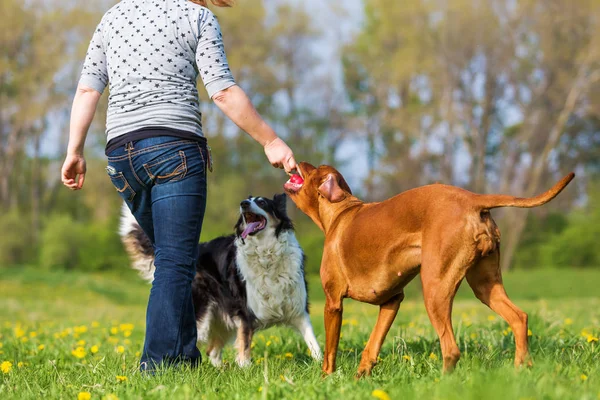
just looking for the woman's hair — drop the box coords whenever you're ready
[189,0,235,7]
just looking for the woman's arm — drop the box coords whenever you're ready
[61,84,102,190]
[212,85,297,173]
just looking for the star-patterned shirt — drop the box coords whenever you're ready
[80,0,236,142]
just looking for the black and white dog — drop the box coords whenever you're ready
[120,193,322,367]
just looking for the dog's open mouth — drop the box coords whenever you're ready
[284,171,304,193]
[241,213,267,239]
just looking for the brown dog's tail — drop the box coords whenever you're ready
[474,172,575,210]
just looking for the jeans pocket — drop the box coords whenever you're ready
[107,167,136,202]
[143,150,187,184]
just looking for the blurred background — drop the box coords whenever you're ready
[1,0,599,276]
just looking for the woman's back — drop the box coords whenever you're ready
[81,0,235,142]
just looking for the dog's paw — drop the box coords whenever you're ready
[236,357,252,368]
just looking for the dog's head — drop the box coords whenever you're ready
[234,193,293,241]
[283,162,352,231]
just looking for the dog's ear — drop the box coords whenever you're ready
[234,214,244,237]
[273,193,294,236]
[273,193,287,217]
[318,174,347,203]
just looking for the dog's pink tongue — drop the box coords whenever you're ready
[241,222,261,239]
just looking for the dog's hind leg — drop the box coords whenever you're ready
[466,250,532,368]
[356,292,404,378]
[421,248,468,373]
[291,313,322,361]
[234,318,253,368]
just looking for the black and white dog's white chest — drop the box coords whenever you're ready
[235,231,307,327]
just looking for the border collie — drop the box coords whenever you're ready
[120,193,322,367]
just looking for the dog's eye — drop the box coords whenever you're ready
[257,199,266,206]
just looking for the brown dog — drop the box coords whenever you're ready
[283,162,574,377]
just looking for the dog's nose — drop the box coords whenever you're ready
[240,200,251,208]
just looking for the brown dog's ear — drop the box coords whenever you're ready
[318,174,347,203]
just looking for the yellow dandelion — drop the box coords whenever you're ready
[1,361,13,374]
[564,318,573,325]
[116,345,125,354]
[0,343,3,348]
[29,331,37,338]
[123,331,132,338]
[123,339,131,346]
[20,337,29,343]
[135,351,141,357]
[119,323,134,332]
[487,315,496,321]
[17,361,25,368]
[527,329,532,337]
[279,374,286,382]
[38,344,45,351]
[116,375,128,383]
[581,374,588,382]
[72,346,86,359]
[470,332,477,339]
[257,386,263,392]
[78,392,91,400]
[408,321,415,328]
[429,353,438,360]
[402,355,411,361]
[14,326,25,338]
[74,326,88,334]
[266,340,272,347]
[91,321,100,328]
[250,342,256,349]
[371,389,391,400]
[110,327,118,335]
[587,335,598,343]
[77,340,86,346]
[90,345,99,354]
[285,352,293,359]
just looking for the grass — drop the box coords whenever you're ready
[0,266,598,400]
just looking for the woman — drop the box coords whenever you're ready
[61,0,297,371]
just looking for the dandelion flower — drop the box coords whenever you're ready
[90,345,99,354]
[77,340,86,346]
[123,331,132,338]
[110,327,118,335]
[487,315,496,321]
[71,347,86,359]
[470,333,477,339]
[38,344,45,351]
[527,329,532,337]
[429,353,438,360]
[135,351,141,357]
[1,361,13,374]
[285,352,293,359]
[371,389,391,400]
[119,323,134,332]
[14,326,25,338]
[580,374,588,382]
[564,318,573,325]
[587,335,598,343]
[29,331,37,338]
[266,340,271,347]
[78,391,91,400]
[402,355,411,361]
[17,362,25,368]
[116,345,125,354]
[257,386,263,392]
[408,321,415,328]
[91,321,100,328]
[116,375,128,383]
[20,337,28,343]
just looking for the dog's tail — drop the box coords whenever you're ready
[119,203,155,283]
[474,172,575,210]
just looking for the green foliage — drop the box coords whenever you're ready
[0,210,33,265]
[514,186,600,269]
[39,213,127,271]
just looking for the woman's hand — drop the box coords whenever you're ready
[61,153,87,190]
[264,138,297,174]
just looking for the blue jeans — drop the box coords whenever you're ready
[106,136,208,370]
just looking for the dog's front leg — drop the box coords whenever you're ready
[323,297,343,375]
[234,318,253,368]
[292,313,322,361]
